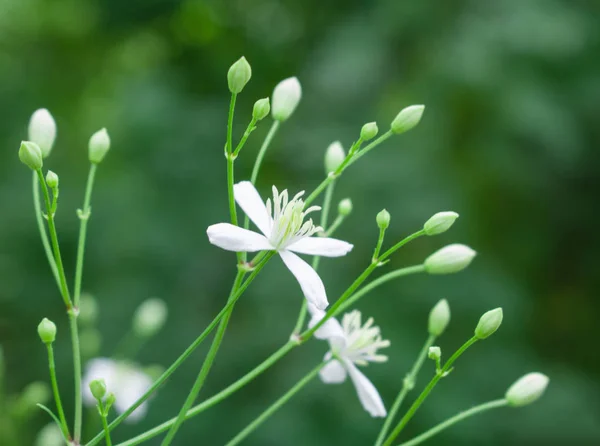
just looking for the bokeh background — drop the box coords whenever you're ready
[1,0,599,445]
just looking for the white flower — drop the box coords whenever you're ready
[308,305,389,417]
[271,77,302,121]
[28,108,56,158]
[207,181,353,309]
[82,358,153,423]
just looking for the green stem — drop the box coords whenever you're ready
[379,230,426,260]
[86,256,273,446]
[100,408,112,446]
[69,312,83,442]
[346,130,393,167]
[74,164,97,308]
[249,120,280,185]
[36,168,72,309]
[225,362,326,446]
[46,343,70,440]
[372,227,386,262]
[233,118,258,157]
[397,399,508,446]
[160,254,273,446]
[375,335,436,446]
[382,337,480,446]
[324,215,344,236]
[33,172,60,287]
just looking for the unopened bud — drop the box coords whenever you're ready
[428,299,450,336]
[360,122,378,141]
[428,346,441,361]
[45,170,59,189]
[391,105,425,134]
[89,378,107,401]
[88,128,110,164]
[376,209,390,230]
[424,212,459,236]
[424,244,476,275]
[474,308,503,339]
[37,318,57,344]
[338,198,353,216]
[19,141,43,170]
[227,56,252,94]
[28,109,57,158]
[271,77,302,121]
[252,97,270,121]
[505,372,549,407]
[105,392,116,409]
[324,141,345,173]
[133,298,168,338]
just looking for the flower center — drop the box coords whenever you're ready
[340,311,390,365]
[266,186,322,249]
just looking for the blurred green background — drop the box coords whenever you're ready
[1,0,599,444]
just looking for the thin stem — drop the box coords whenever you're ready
[160,254,274,446]
[380,230,426,261]
[225,362,326,446]
[46,343,70,440]
[86,255,273,446]
[233,118,258,157]
[74,164,97,308]
[382,337,480,446]
[100,407,112,446]
[325,215,345,236]
[36,169,72,309]
[397,399,509,446]
[69,313,83,442]
[372,227,387,262]
[33,172,60,287]
[249,120,280,185]
[375,335,436,446]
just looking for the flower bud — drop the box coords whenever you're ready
[428,299,450,336]
[105,392,116,409]
[45,170,59,189]
[391,105,425,134]
[324,141,345,173]
[28,109,57,158]
[338,198,353,216]
[424,212,459,236]
[133,298,168,338]
[227,56,252,94]
[271,77,302,121]
[360,122,378,141]
[37,318,57,344]
[428,346,441,361]
[424,244,476,275]
[19,141,43,170]
[252,97,270,121]
[474,308,503,339]
[376,209,390,229]
[79,293,99,325]
[505,372,549,407]
[88,128,110,164]
[89,378,107,401]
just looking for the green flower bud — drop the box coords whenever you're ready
[505,372,549,407]
[424,212,459,236]
[324,141,345,173]
[89,378,107,401]
[376,209,391,229]
[271,77,302,121]
[19,141,43,170]
[428,299,450,336]
[360,122,378,141]
[227,56,252,94]
[338,198,353,216]
[428,346,441,361]
[79,293,99,325]
[105,392,116,409]
[133,298,168,338]
[252,97,270,121]
[45,170,59,189]
[88,128,110,164]
[37,318,57,344]
[424,244,476,275]
[474,308,503,339]
[28,108,57,158]
[391,105,425,134]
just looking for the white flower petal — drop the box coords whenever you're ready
[320,356,347,384]
[279,250,328,310]
[114,367,153,423]
[234,181,272,237]
[307,304,347,348]
[345,360,387,417]
[287,237,353,257]
[207,223,273,252]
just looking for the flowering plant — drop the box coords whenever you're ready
[15,56,548,446]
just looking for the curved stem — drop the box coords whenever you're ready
[374,335,435,446]
[225,362,326,446]
[32,172,59,287]
[46,343,70,440]
[74,164,97,308]
[249,120,280,186]
[382,337,479,446]
[233,118,258,157]
[397,399,508,446]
